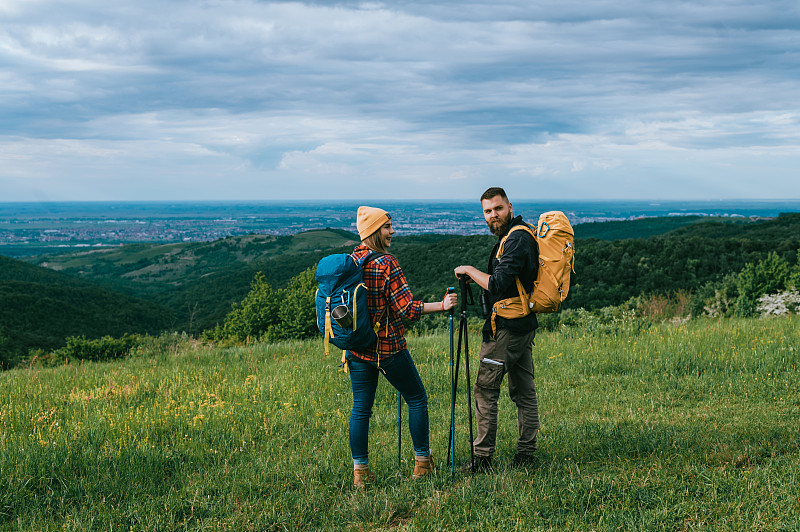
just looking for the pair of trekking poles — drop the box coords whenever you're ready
[395,276,475,474]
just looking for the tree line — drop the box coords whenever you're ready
[3,213,800,368]
[205,214,800,344]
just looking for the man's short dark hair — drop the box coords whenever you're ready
[481,187,508,202]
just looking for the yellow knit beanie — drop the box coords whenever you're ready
[356,206,390,240]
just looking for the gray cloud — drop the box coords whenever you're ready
[1,0,799,200]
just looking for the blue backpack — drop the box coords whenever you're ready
[315,252,387,368]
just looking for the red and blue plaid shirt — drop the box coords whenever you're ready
[349,244,423,362]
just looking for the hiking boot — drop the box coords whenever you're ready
[353,465,375,488]
[460,455,492,473]
[511,453,538,470]
[412,454,434,480]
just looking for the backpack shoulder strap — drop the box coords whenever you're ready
[496,224,536,259]
[494,224,537,310]
[353,251,389,268]
[354,251,392,337]
[361,252,389,267]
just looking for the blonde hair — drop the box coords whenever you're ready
[362,227,389,253]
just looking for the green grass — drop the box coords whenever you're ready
[2,316,799,530]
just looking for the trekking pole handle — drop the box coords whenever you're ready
[446,286,456,315]
[458,275,474,311]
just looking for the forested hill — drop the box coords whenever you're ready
[0,255,175,367]
[26,230,367,334]
[26,214,800,320]
[573,215,756,240]
[564,212,800,308]
[665,212,800,239]
[28,229,458,333]
[5,214,800,367]
[384,213,800,306]
[32,230,361,294]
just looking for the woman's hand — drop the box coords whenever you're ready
[442,291,458,312]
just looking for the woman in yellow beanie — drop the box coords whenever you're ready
[348,206,457,487]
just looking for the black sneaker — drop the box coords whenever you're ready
[510,453,537,470]
[460,455,493,473]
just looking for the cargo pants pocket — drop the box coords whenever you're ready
[476,356,506,390]
[476,329,515,390]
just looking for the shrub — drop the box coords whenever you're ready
[135,331,193,357]
[535,312,562,331]
[266,268,317,342]
[557,305,641,336]
[789,250,800,289]
[54,334,145,363]
[757,289,800,316]
[736,252,792,316]
[20,332,196,368]
[633,290,692,321]
[0,328,20,370]
[207,268,320,344]
[691,273,739,318]
[216,272,279,342]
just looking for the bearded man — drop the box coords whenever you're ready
[454,187,540,472]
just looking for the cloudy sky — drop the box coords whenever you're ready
[2,0,799,201]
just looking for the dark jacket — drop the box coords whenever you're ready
[482,215,539,340]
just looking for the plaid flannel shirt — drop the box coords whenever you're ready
[349,244,423,362]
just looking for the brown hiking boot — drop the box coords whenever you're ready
[511,452,538,470]
[460,455,493,474]
[353,465,374,488]
[412,454,434,480]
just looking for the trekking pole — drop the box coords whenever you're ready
[398,391,402,468]
[447,277,475,473]
[447,284,466,472]
[459,275,476,473]
[446,286,456,475]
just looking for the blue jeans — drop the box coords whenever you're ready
[347,349,430,466]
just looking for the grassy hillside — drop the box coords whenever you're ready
[1,315,798,529]
[33,230,359,291]
[0,255,175,367]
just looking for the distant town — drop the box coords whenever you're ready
[1,199,798,257]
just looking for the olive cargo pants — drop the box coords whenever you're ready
[473,328,539,457]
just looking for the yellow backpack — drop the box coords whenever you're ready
[490,211,575,337]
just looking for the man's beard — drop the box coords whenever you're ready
[487,211,513,236]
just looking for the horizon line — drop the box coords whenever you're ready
[2,198,800,205]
